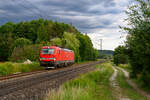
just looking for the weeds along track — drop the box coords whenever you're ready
[0,61,104,99]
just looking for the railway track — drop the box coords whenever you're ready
[0,62,95,81]
[0,70,47,81]
[0,61,104,100]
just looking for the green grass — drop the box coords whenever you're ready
[118,64,150,95]
[76,59,105,64]
[132,78,150,94]
[116,69,148,100]
[118,64,131,72]
[0,62,43,76]
[45,62,115,100]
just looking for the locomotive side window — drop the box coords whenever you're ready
[42,49,48,54]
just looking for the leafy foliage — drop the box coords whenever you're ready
[98,50,113,59]
[63,32,80,62]
[113,46,128,65]
[13,38,32,48]
[0,62,42,76]
[11,44,42,62]
[50,38,62,47]
[121,0,150,85]
[77,33,98,61]
[0,18,98,62]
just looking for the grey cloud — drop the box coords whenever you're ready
[0,0,133,34]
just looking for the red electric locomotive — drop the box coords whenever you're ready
[40,46,74,68]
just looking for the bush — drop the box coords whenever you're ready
[50,38,62,46]
[63,32,81,62]
[11,44,42,62]
[121,0,150,85]
[0,62,42,76]
[113,46,128,65]
[12,38,32,48]
[0,62,14,75]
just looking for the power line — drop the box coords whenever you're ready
[92,39,103,50]
[2,0,51,24]
[22,0,49,19]
[0,0,43,24]
[100,39,102,51]
[22,0,43,18]
[11,0,43,19]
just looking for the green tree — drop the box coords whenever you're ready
[36,24,49,43]
[13,38,32,48]
[50,38,62,46]
[113,46,128,65]
[63,32,80,62]
[0,22,14,61]
[11,44,42,62]
[0,18,97,63]
[77,33,98,61]
[122,0,150,84]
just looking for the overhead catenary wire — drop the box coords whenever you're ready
[11,0,43,19]
[22,0,50,19]
[1,0,52,24]
[22,0,44,18]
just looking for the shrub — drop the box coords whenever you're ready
[0,62,42,76]
[11,44,42,62]
[50,38,62,46]
[113,46,128,65]
[13,38,32,48]
[121,0,150,85]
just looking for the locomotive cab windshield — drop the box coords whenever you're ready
[42,48,54,54]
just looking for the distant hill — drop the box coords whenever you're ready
[98,50,114,59]
[98,50,114,56]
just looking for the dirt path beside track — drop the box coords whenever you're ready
[118,67,150,99]
[110,66,131,100]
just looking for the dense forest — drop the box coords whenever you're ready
[0,18,98,62]
[114,0,150,86]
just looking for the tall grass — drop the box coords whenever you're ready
[0,62,43,76]
[45,63,115,100]
[119,64,131,72]
[118,64,150,94]
[116,69,148,100]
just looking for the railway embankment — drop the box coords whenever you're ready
[0,61,103,100]
[45,62,115,100]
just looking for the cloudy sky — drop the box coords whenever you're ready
[0,0,134,50]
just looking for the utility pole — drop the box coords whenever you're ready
[99,39,103,59]
[100,39,102,51]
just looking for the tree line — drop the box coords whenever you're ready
[114,0,150,86]
[0,18,98,62]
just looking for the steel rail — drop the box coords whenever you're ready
[0,61,103,97]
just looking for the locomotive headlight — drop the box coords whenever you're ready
[49,57,56,60]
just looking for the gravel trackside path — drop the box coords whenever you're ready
[110,66,131,100]
[118,67,150,99]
